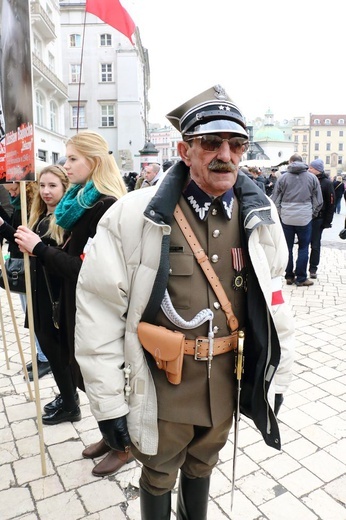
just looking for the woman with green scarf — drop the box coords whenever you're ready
[15,131,131,476]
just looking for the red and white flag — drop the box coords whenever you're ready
[85,0,136,44]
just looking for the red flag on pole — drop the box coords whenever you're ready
[85,0,136,44]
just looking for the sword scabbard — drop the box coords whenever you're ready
[231,329,245,511]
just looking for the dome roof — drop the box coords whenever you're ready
[254,125,285,142]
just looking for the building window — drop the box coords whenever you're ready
[50,101,57,132]
[303,135,307,141]
[100,63,113,82]
[339,143,344,151]
[294,135,298,142]
[326,143,331,151]
[314,119,320,124]
[101,104,115,127]
[338,119,345,124]
[326,156,330,164]
[70,64,81,84]
[38,149,47,162]
[48,52,55,72]
[339,130,343,137]
[303,145,307,152]
[33,35,42,58]
[315,130,319,136]
[100,33,112,46]
[294,145,298,152]
[36,91,44,126]
[71,105,86,128]
[325,119,331,125]
[338,156,343,165]
[70,34,82,47]
[314,143,319,151]
[327,130,331,137]
[52,152,59,164]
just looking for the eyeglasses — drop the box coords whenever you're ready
[186,134,249,154]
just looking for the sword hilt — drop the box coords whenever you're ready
[235,330,244,380]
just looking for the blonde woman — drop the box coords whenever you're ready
[15,132,130,476]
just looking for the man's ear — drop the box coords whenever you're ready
[177,141,191,166]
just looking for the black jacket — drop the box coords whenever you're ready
[315,173,335,227]
[33,195,117,388]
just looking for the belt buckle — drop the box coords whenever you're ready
[194,338,209,361]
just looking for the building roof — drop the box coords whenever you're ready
[254,125,286,142]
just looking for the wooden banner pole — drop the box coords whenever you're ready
[0,252,33,398]
[0,290,10,369]
[19,182,46,475]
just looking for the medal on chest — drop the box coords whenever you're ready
[231,248,247,291]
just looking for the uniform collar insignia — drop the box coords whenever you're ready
[183,180,234,221]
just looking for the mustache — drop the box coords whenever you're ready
[208,159,238,172]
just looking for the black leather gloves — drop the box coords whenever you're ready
[98,416,131,452]
[274,394,284,416]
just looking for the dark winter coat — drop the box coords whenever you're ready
[315,173,335,227]
[32,195,117,388]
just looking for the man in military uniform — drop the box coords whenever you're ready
[75,85,295,520]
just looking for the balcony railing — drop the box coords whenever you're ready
[31,1,56,38]
[32,54,68,98]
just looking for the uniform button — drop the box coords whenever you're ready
[213,302,221,309]
[213,326,219,334]
[211,254,219,263]
[212,229,220,238]
[211,208,218,216]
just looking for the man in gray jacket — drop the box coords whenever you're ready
[272,154,323,286]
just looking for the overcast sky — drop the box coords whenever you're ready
[123,0,344,126]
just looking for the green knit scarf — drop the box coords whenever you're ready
[55,181,101,231]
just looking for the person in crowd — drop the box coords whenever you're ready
[15,131,131,477]
[240,165,255,183]
[266,168,278,197]
[134,168,145,190]
[254,167,267,193]
[24,166,73,418]
[332,175,344,214]
[162,160,173,172]
[308,159,335,279]
[248,166,266,192]
[0,181,51,379]
[272,153,323,287]
[140,162,163,188]
[124,171,138,192]
[74,85,295,519]
[0,184,14,242]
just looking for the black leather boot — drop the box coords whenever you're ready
[176,473,210,520]
[140,486,171,520]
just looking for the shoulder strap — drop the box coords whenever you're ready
[174,205,239,332]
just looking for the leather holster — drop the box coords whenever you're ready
[137,322,185,385]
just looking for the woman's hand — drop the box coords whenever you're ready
[14,225,42,254]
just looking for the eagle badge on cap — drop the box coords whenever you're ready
[214,85,228,100]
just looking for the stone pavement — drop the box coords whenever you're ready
[1,214,346,520]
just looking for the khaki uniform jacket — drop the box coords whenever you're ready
[75,162,295,455]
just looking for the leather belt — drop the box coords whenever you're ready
[184,332,238,360]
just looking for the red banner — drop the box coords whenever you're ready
[86,0,136,44]
[1,0,35,182]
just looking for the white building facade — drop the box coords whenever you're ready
[31,0,68,164]
[59,0,149,173]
